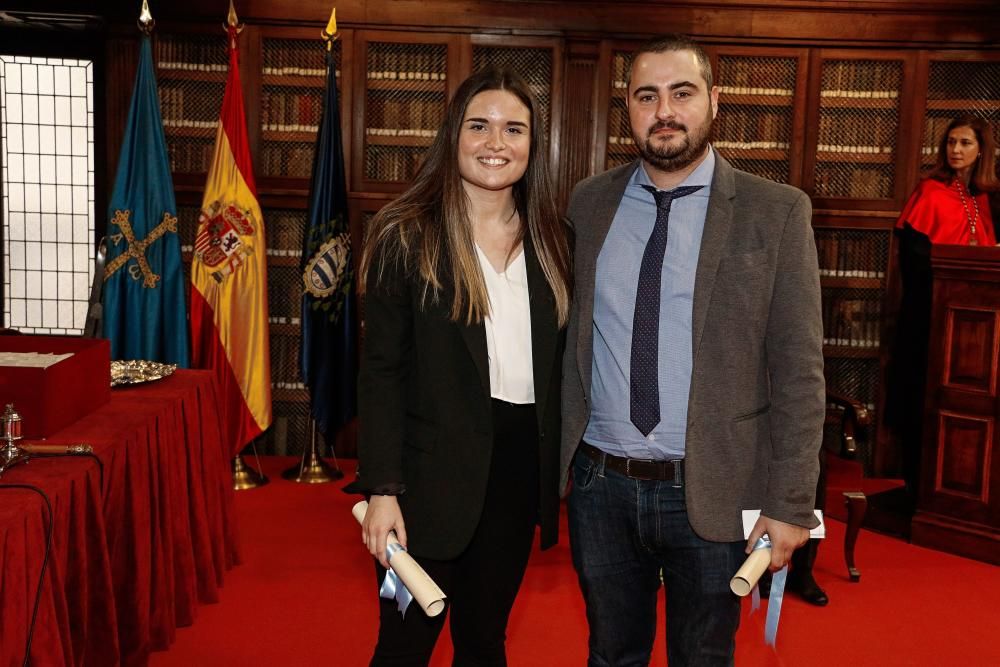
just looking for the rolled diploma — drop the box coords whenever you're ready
[352,500,447,617]
[730,546,772,597]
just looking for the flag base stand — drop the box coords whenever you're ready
[281,449,342,483]
[232,454,269,490]
[282,419,343,483]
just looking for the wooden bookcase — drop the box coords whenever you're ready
[711,47,810,186]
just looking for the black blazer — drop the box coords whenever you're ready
[357,234,564,560]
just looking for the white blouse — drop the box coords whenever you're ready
[475,245,535,404]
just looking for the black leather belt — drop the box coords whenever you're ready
[580,441,683,483]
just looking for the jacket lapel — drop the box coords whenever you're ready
[458,312,490,399]
[692,154,736,358]
[577,162,636,393]
[525,234,557,423]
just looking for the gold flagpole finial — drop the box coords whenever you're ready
[137,0,155,34]
[227,0,239,27]
[321,7,338,50]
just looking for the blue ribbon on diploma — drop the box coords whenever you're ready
[380,541,414,616]
[748,535,788,647]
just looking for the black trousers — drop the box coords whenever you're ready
[371,399,540,667]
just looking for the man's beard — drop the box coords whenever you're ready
[635,110,713,173]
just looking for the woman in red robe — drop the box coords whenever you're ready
[890,115,998,502]
[897,115,998,245]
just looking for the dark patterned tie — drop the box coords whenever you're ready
[631,184,704,436]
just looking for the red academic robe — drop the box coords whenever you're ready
[896,177,996,246]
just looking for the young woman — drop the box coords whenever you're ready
[355,68,571,666]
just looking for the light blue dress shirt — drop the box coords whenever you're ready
[584,149,716,460]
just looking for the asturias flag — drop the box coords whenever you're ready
[103,35,189,366]
[190,26,272,455]
[300,46,357,438]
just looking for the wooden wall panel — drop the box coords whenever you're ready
[913,246,1000,565]
[555,39,600,211]
[944,308,998,393]
[936,412,991,502]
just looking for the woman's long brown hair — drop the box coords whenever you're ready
[359,68,571,327]
[928,115,999,195]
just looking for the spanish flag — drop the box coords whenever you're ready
[190,25,272,455]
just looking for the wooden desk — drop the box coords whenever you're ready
[912,245,1000,565]
[0,370,239,667]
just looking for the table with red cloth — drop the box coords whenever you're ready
[0,369,240,667]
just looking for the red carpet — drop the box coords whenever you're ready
[150,457,1000,666]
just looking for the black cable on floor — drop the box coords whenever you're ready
[0,482,54,667]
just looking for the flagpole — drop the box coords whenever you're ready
[209,0,267,491]
[281,418,343,483]
[283,5,346,485]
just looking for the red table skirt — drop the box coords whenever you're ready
[0,370,240,667]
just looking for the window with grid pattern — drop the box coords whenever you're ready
[606,50,637,170]
[471,46,552,136]
[815,59,902,200]
[156,34,227,175]
[1,55,95,334]
[261,37,342,179]
[364,42,447,183]
[715,55,798,184]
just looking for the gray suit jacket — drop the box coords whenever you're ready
[561,154,824,542]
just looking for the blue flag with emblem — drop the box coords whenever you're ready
[102,35,189,366]
[300,46,357,437]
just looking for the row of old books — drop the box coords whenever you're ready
[368,95,444,131]
[717,58,797,95]
[820,61,900,98]
[610,53,632,89]
[815,234,886,278]
[268,315,302,325]
[266,212,306,256]
[262,90,323,133]
[814,166,893,198]
[262,41,329,77]
[270,335,303,385]
[260,145,315,178]
[926,63,1000,100]
[159,85,220,126]
[719,85,794,97]
[823,297,881,348]
[817,113,896,153]
[366,47,447,81]
[156,39,227,72]
[715,109,791,147]
[268,269,305,323]
[166,140,214,174]
[365,148,422,182]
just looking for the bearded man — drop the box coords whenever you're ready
[560,34,825,666]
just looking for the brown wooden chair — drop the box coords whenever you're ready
[823,391,908,582]
[823,391,871,581]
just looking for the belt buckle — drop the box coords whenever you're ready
[625,457,653,480]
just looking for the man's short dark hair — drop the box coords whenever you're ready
[628,34,714,91]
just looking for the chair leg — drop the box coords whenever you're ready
[843,491,867,582]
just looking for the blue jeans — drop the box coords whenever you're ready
[568,448,745,666]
